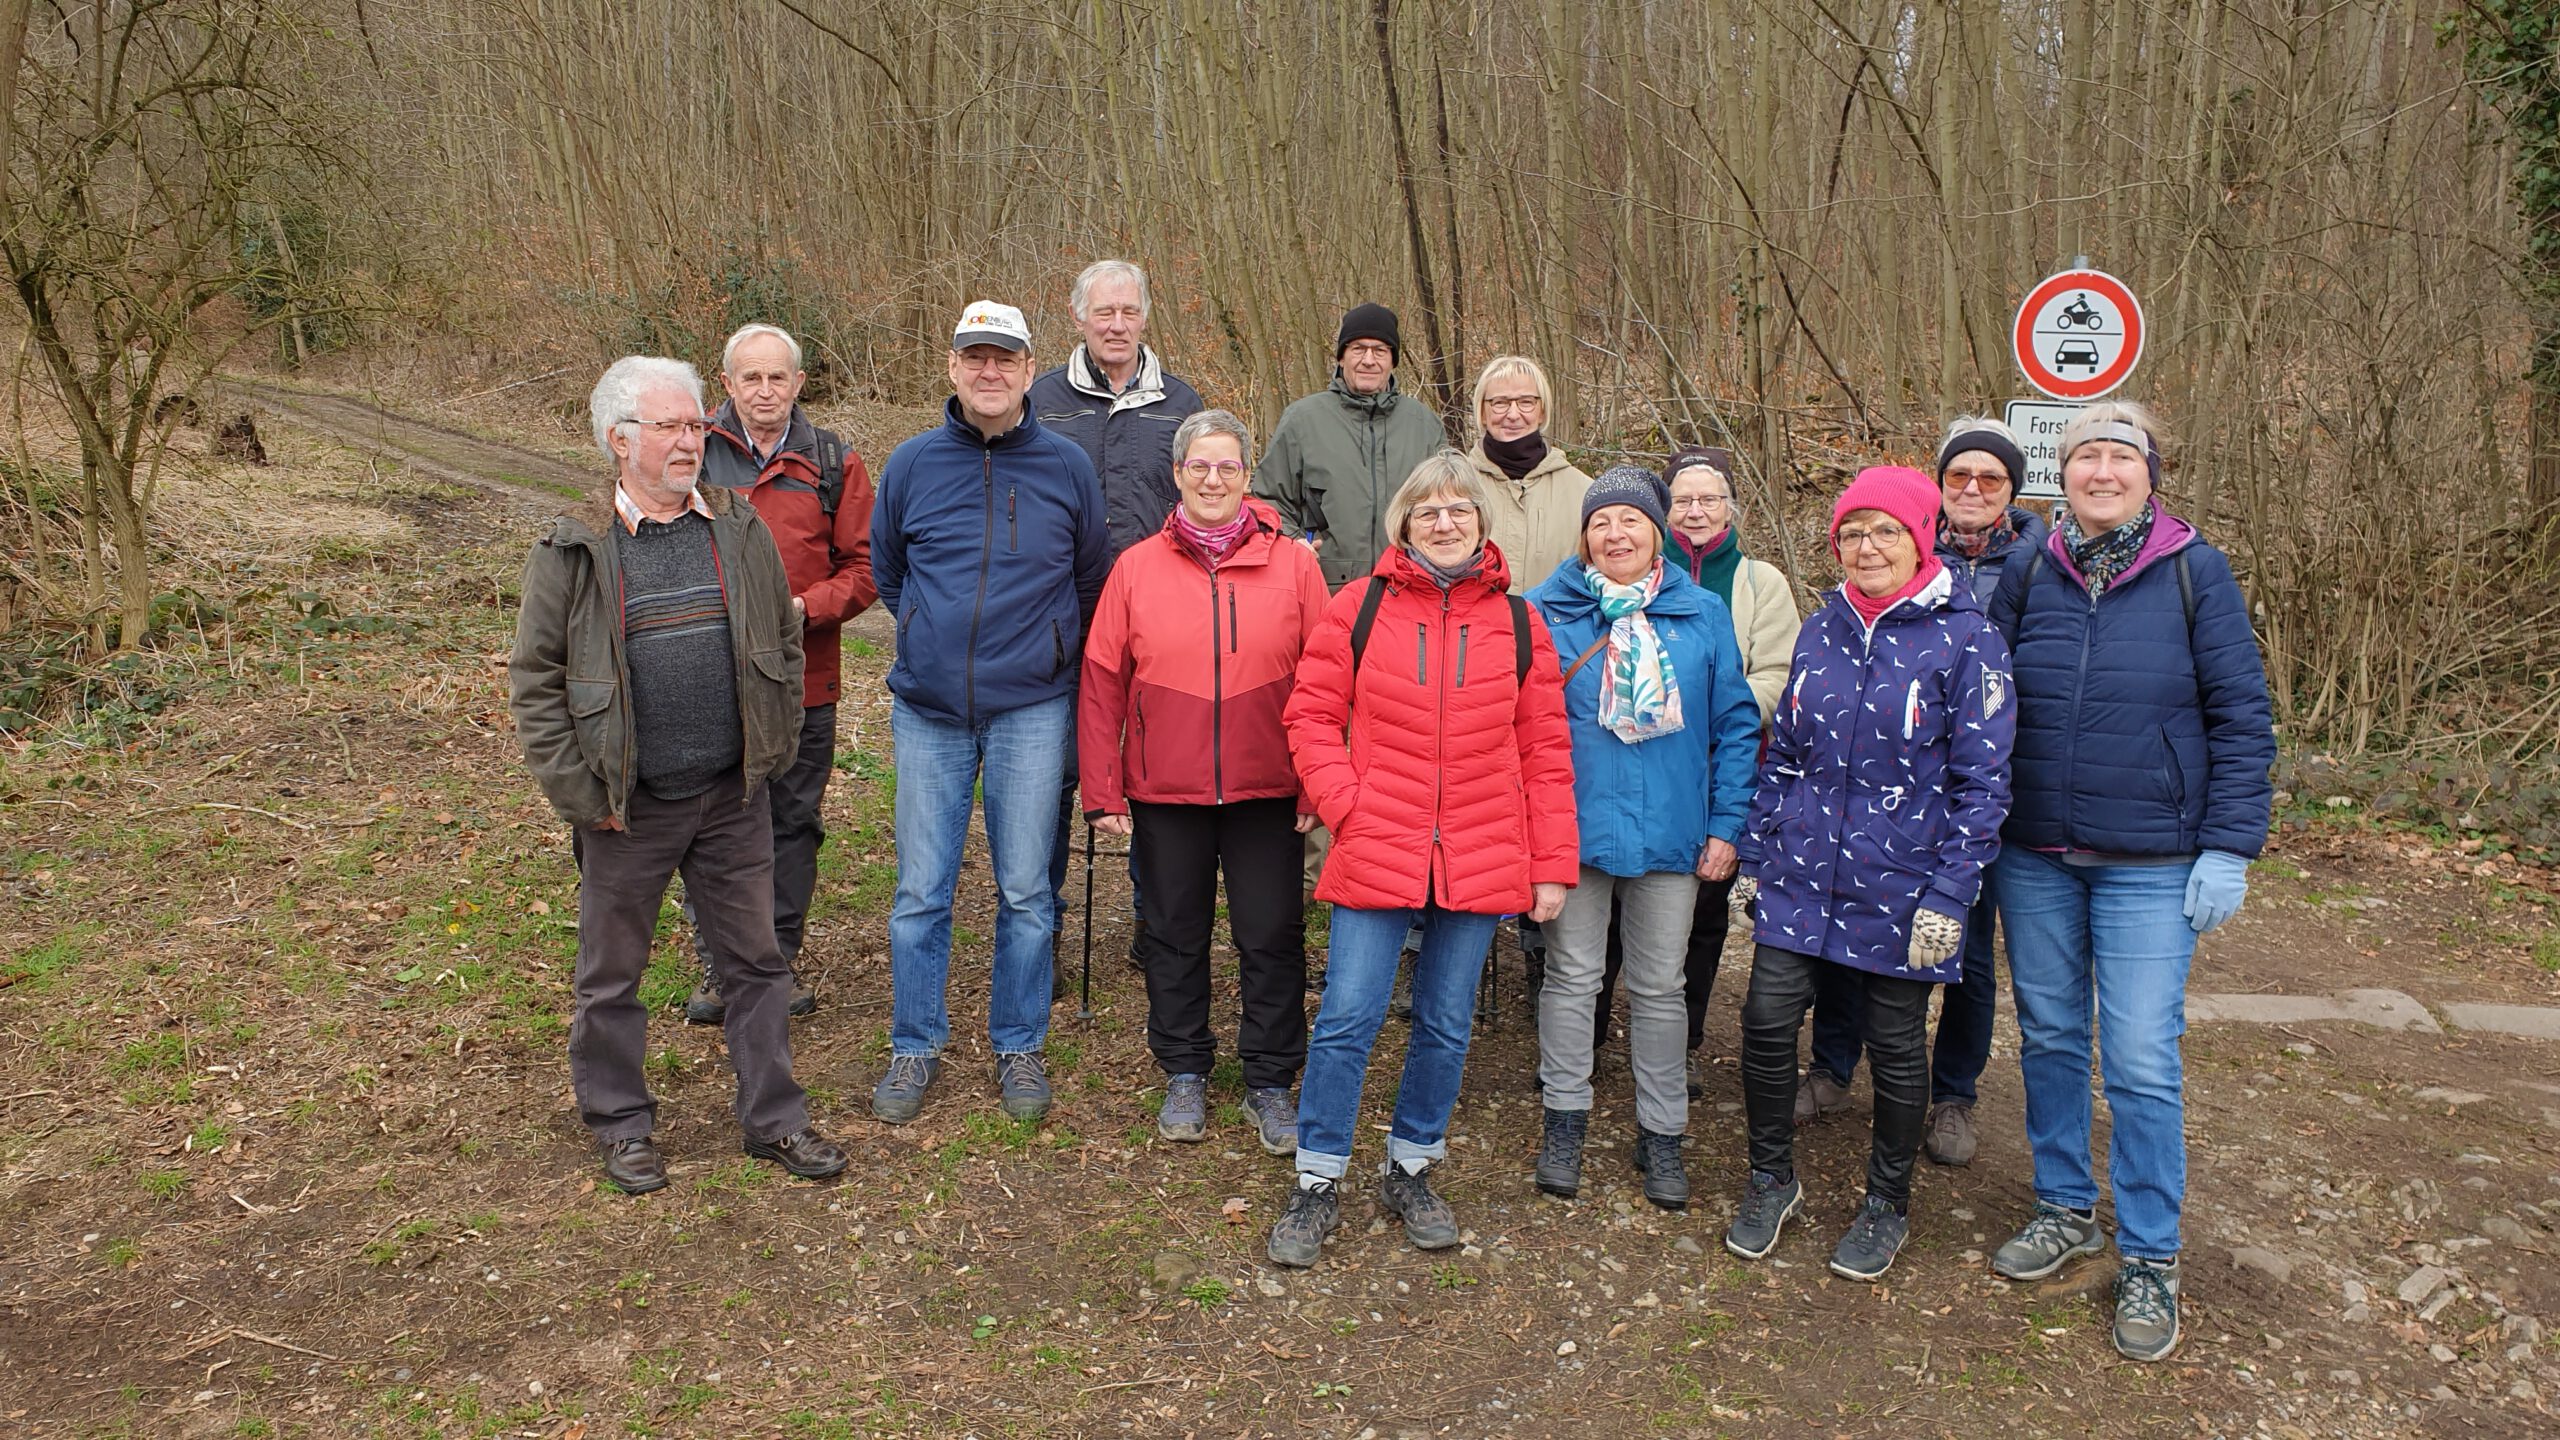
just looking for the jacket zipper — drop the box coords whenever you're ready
[1429,586,1454,895]
[2061,585,2098,848]
[1008,487,1018,551]
[1228,587,1238,654]
[1413,622,1427,685]
[1208,568,1225,802]
[966,450,994,722]
[1456,624,1471,687]
[1133,692,1147,780]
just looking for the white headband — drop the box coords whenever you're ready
[2072,420,2154,457]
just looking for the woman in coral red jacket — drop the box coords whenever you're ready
[1079,411,1331,1156]
[1263,451,1578,1271]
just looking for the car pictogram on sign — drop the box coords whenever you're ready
[2054,339,2102,373]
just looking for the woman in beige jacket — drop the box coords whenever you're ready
[1466,355,1592,595]
[1593,445,1802,1097]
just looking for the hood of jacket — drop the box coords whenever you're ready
[704,398,820,468]
[1059,343,1169,410]
[1328,369,1407,418]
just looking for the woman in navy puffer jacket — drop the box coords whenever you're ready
[1981,402,2274,1365]
[1723,466,2014,1284]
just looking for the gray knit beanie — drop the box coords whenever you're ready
[1582,464,1670,532]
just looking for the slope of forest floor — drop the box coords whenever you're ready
[1,392,2557,1439]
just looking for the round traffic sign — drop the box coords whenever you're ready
[2012,268,2143,400]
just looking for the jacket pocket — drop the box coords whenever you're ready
[1132,693,1148,782]
[1050,618,1066,682]
[2157,724,2188,813]
[1455,625,1471,687]
[566,677,616,762]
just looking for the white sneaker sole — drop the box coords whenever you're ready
[1723,1187,1802,1261]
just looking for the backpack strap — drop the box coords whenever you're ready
[1508,593,1532,685]
[812,430,847,518]
[1346,575,1388,685]
[2174,547,2196,630]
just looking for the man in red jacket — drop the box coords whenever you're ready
[679,323,877,1024]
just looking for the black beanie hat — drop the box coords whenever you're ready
[1935,426,2029,493]
[1336,302,1402,362]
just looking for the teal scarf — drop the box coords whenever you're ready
[1582,561,1684,744]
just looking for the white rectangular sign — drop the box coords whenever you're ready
[2002,399,2081,500]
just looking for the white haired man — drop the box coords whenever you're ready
[1026,261,1205,976]
[674,323,877,1027]
[509,355,846,1194]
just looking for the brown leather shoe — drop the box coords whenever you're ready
[744,1126,848,1180]
[600,1136,667,1194]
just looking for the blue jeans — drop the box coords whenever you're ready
[1994,847,2197,1261]
[1294,903,1500,1180]
[1807,891,2000,1104]
[889,694,1070,1057]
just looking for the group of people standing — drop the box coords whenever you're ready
[509,260,2275,1367]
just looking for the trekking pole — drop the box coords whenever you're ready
[1078,819,1097,1023]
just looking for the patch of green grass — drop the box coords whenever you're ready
[1209,1056,1244,1091]
[362,1238,401,1266]
[2249,856,2306,882]
[395,1218,438,1242]
[5,925,96,992]
[140,1169,187,1200]
[229,1420,276,1438]
[1180,1277,1232,1306]
[2532,928,2560,973]
[111,1034,187,1075]
[189,1121,229,1152]
[695,1160,775,1196]
[100,1237,140,1267]
[1430,1264,1477,1290]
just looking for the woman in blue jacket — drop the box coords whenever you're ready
[1722,466,2014,1283]
[1525,468,1761,1212]
[1982,402,2274,1364]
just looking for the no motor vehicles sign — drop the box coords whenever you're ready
[2013,268,2143,401]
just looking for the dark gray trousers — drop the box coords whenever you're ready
[571,773,809,1144]
[684,703,835,971]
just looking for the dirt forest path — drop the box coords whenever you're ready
[218,374,603,509]
[0,387,2556,1438]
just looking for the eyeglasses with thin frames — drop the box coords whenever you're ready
[1411,502,1479,526]
[1672,495,1731,513]
[1178,459,1246,480]
[1836,523,1911,551]
[625,417,708,439]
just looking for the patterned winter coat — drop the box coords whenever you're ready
[1738,568,2016,980]
[1284,542,1578,914]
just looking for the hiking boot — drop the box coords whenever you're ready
[743,1126,848,1181]
[1266,1178,1341,1268]
[869,1054,940,1125]
[995,1051,1052,1122]
[2113,1257,2183,1361]
[1829,1194,1911,1280]
[600,1135,667,1195]
[1686,1051,1710,1100]
[682,965,725,1026]
[1991,1202,2106,1281]
[1157,1073,1209,1143]
[1922,1101,1977,1166]
[1793,1067,1852,1126]
[1633,1128,1689,1212]
[1533,1107,1589,1199]
[1724,1169,1802,1260]
[1377,1160,1461,1250]
[785,970,817,1018]
[1242,1087,1297,1156]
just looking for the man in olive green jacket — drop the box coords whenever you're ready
[510,354,845,1197]
[1253,302,1447,590]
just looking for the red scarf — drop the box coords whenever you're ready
[1172,504,1255,567]
[1844,554,1944,626]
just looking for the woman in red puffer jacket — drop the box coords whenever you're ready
[1262,450,1577,1272]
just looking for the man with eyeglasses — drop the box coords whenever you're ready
[673,323,878,1029]
[867,301,1109,1127]
[510,355,847,1195]
[1026,261,1204,980]
[1254,302,1447,592]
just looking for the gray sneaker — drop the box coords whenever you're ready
[1157,1073,1208,1142]
[1266,1178,1340,1268]
[1377,1160,1461,1250]
[1632,1128,1689,1212]
[1793,1067,1852,1125]
[995,1051,1051,1122]
[1724,1169,1802,1260]
[2113,1257,2182,1361]
[1991,1202,2106,1280]
[1922,1101,1977,1166]
[1828,1195,1910,1280]
[1534,1107,1589,1199]
[869,1054,940,1125]
[1242,1087,1297,1156]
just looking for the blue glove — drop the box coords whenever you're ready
[2183,850,2252,935]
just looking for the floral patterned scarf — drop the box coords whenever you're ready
[1582,560,1684,744]
[2059,499,2156,600]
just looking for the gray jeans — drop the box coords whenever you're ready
[1537,866,1699,1134]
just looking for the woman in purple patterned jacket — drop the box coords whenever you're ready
[1720,465,2015,1282]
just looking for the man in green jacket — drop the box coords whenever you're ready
[509,354,847,1196]
[1254,303,1447,591]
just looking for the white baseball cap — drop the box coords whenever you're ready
[952,301,1032,353]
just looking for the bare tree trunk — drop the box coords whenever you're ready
[1368,0,1458,435]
